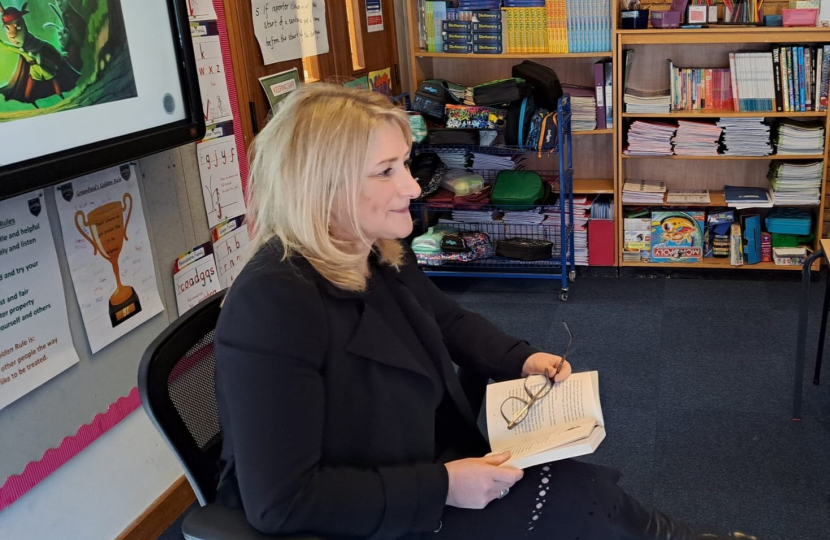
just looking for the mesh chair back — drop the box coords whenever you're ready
[138,291,227,505]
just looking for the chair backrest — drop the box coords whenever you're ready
[138,290,227,506]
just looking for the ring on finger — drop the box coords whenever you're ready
[498,488,509,499]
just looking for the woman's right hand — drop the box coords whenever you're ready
[444,451,524,509]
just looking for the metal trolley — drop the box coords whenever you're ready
[410,95,575,301]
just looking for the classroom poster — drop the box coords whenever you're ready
[186,0,217,21]
[192,30,233,125]
[212,216,250,289]
[343,76,370,90]
[173,242,222,316]
[251,0,329,65]
[197,122,245,228]
[0,190,79,410]
[259,68,300,113]
[368,68,392,96]
[366,0,384,32]
[55,164,163,353]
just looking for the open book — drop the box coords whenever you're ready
[485,371,605,469]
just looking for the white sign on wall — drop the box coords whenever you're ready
[251,0,330,65]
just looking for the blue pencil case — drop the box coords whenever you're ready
[765,207,812,235]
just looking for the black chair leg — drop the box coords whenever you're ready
[794,250,824,420]
[814,268,830,385]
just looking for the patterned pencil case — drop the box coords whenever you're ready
[445,105,506,130]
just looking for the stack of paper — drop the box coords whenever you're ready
[774,120,825,155]
[671,121,723,156]
[767,161,823,206]
[503,208,545,225]
[451,209,501,223]
[624,121,676,156]
[563,84,597,131]
[717,117,772,156]
[622,180,667,203]
[666,190,710,204]
[543,196,591,265]
[724,185,773,209]
[624,87,671,114]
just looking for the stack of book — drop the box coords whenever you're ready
[767,161,823,206]
[622,211,651,262]
[624,122,676,156]
[565,0,612,53]
[503,208,545,225]
[422,1,448,52]
[504,7,546,54]
[668,64,733,111]
[774,120,825,155]
[622,180,666,204]
[624,88,671,114]
[563,84,597,131]
[452,208,501,222]
[545,0,568,53]
[717,117,772,156]
[729,52,776,112]
[543,196,591,265]
[771,45,830,112]
[671,120,723,156]
[724,185,773,209]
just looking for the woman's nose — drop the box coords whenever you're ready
[403,170,421,200]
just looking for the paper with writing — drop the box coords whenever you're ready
[187,0,217,21]
[173,242,223,316]
[0,190,79,410]
[197,132,245,228]
[212,216,251,289]
[55,165,164,354]
[251,0,330,65]
[193,32,233,125]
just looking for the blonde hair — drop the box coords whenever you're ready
[245,83,412,292]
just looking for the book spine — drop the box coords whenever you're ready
[705,68,712,110]
[729,53,739,111]
[805,46,813,111]
[780,47,790,112]
[765,51,775,112]
[821,45,830,111]
[669,60,676,111]
[798,46,806,112]
[787,47,795,112]
[772,48,783,112]
[604,60,613,129]
[815,47,823,110]
[594,60,606,129]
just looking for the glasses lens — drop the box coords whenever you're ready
[501,396,530,427]
[525,374,551,399]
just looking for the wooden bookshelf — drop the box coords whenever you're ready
[616,27,830,272]
[574,128,614,135]
[413,52,613,59]
[574,178,614,194]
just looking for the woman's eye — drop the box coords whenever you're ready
[379,167,394,177]
[404,159,412,170]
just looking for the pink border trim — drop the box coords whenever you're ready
[0,387,142,511]
[214,0,250,192]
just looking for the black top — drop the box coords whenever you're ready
[214,241,539,540]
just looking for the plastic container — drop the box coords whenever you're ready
[782,8,819,26]
[621,9,650,29]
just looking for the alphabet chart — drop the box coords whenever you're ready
[197,122,245,228]
[173,242,223,316]
[186,0,217,21]
[212,216,250,289]
[192,27,233,126]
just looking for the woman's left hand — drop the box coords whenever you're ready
[521,352,571,383]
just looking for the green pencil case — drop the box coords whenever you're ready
[491,171,546,207]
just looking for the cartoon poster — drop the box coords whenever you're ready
[186,0,216,21]
[173,241,222,316]
[0,190,79,410]
[250,0,329,65]
[368,67,391,96]
[197,122,245,228]
[192,24,232,125]
[211,215,250,289]
[0,0,137,122]
[343,75,369,91]
[55,164,164,353]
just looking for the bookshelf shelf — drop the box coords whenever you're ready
[574,128,613,135]
[621,191,821,208]
[618,27,830,46]
[620,259,801,271]
[573,178,614,194]
[413,52,613,59]
[622,111,828,119]
[621,154,823,160]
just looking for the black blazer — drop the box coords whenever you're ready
[214,241,539,540]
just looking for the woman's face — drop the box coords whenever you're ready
[334,121,420,244]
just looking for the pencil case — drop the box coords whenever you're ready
[496,238,554,261]
[445,105,506,130]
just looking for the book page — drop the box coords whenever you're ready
[486,371,604,453]
[497,420,597,466]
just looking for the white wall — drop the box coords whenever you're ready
[0,409,183,540]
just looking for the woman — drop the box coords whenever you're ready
[214,84,756,540]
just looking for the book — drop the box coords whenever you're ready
[666,189,711,203]
[593,60,606,129]
[485,371,605,469]
[603,60,613,129]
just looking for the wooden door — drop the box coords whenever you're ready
[223,0,402,150]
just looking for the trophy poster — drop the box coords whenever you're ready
[0,190,79,410]
[55,164,163,353]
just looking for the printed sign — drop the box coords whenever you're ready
[251,0,329,65]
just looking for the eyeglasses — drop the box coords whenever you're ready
[500,322,573,430]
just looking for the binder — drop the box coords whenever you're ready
[741,214,761,265]
[588,219,615,266]
[594,60,606,129]
[603,60,613,129]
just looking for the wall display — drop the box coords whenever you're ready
[186,0,216,21]
[173,241,221,316]
[197,122,245,228]
[0,190,79,411]
[259,67,299,113]
[250,0,329,65]
[211,215,250,289]
[368,67,392,96]
[366,0,383,32]
[343,75,369,90]
[0,0,204,199]
[192,25,233,125]
[55,164,163,353]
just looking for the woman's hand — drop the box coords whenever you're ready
[445,452,524,509]
[522,352,571,382]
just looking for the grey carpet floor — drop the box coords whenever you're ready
[158,275,830,540]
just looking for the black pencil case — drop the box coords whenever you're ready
[425,128,479,145]
[496,238,553,261]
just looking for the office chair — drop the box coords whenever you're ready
[138,290,319,540]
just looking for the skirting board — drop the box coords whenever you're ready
[115,475,195,540]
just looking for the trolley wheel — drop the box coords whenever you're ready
[569,270,576,282]
[558,291,569,302]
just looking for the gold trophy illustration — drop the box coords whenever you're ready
[75,193,142,327]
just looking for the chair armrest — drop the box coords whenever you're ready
[182,504,326,540]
